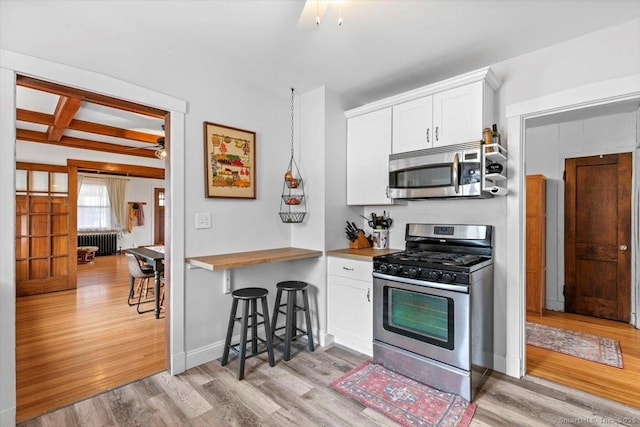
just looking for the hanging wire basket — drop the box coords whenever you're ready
[279,212,306,223]
[279,87,307,224]
[279,154,307,223]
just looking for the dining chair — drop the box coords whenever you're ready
[125,253,155,314]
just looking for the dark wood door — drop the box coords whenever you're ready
[154,187,165,245]
[565,153,631,322]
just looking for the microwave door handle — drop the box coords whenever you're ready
[453,152,460,194]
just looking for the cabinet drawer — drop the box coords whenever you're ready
[327,257,372,282]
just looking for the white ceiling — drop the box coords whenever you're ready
[2,0,639,141]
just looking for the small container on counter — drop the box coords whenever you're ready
[372,229,389,249]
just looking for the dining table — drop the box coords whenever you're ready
[126,245,164,319]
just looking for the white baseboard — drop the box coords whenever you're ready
[493,354,507,375]
[170,351,186,375]
[545,300,564,312]
[185,325,326,371]
[0,406,16,427]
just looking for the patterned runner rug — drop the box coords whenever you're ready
[526,322,623,368]
[330,361,476,427]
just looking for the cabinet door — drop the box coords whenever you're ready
[347,108,393,205]
[392,96,433,153]
[432,81,483,147]
[328,274,373,356]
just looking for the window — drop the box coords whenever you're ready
[77,178,114,231]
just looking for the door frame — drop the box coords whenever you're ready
[0,49,187,425]
[505,74,640,379]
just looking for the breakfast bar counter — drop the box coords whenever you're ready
[186,247,322,271]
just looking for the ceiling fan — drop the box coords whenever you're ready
[297,0,345,30]
[125,125,167,159]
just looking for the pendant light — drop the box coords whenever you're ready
[279,88,307,223]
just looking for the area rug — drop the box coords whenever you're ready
[526,322,623,368]
[329,361,476,427]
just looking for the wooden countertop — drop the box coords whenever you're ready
[326,247,402,261]
[186,247,323,271]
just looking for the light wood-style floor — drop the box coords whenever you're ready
[16,254,165,422]
[17,344,640,427]
[527,310,640,409]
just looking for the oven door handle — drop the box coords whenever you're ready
[373,272,470,294]
[453,152,460,194]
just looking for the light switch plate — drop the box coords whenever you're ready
[195,212,212,229]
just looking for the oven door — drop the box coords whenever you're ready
[373,274,471,370]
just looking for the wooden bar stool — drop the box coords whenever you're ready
[221,287,275,380]
[270,281,314,361]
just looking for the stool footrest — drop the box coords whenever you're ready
[273,330,308,341]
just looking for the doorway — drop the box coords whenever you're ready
[522,100,639,408]
[0,50,187,426]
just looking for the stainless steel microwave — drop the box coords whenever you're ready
[388,141,490,199]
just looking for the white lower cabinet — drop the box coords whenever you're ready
[327,257,373,356]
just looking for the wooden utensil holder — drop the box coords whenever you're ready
[349,231,371,249]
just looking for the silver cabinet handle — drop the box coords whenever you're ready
[620,245,628,251]
[342,266,354,271]
[435,126,439,141]
[366,288,371,302]
[426,128,430,142]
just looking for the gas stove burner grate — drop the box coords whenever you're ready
[389,251,482,267]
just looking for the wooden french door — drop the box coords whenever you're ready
[15,162,77,296]
[564,153,632,322]
[154,187,165,245]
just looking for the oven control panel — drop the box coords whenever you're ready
[373,262,470,285]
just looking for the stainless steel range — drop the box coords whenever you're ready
[372,223,494,402]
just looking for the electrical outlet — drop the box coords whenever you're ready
[195,213,212,229]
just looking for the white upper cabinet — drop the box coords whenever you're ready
[432,81,484,147]
[346,107,393,205]
[392,96,433,153]
[345,67,500,205]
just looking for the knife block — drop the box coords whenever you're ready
[349,231,371,249]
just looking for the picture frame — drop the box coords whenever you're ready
[203,121,256,199]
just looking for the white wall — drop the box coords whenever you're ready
[525,109,638,311]
[118,177,165,249]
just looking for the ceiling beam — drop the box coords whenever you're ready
[16,129,158,159]
[17,108,160,144]
[67,159,165,179]
[47,96,82,142]
[17,75,167,119]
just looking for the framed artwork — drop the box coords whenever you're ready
[203,121,256,199]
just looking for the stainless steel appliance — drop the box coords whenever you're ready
[388,141,491,199]
[372,223,494,401]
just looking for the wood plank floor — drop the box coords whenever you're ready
[16,254,165,422]
[526,310,640,409]
[17,344,640,427]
